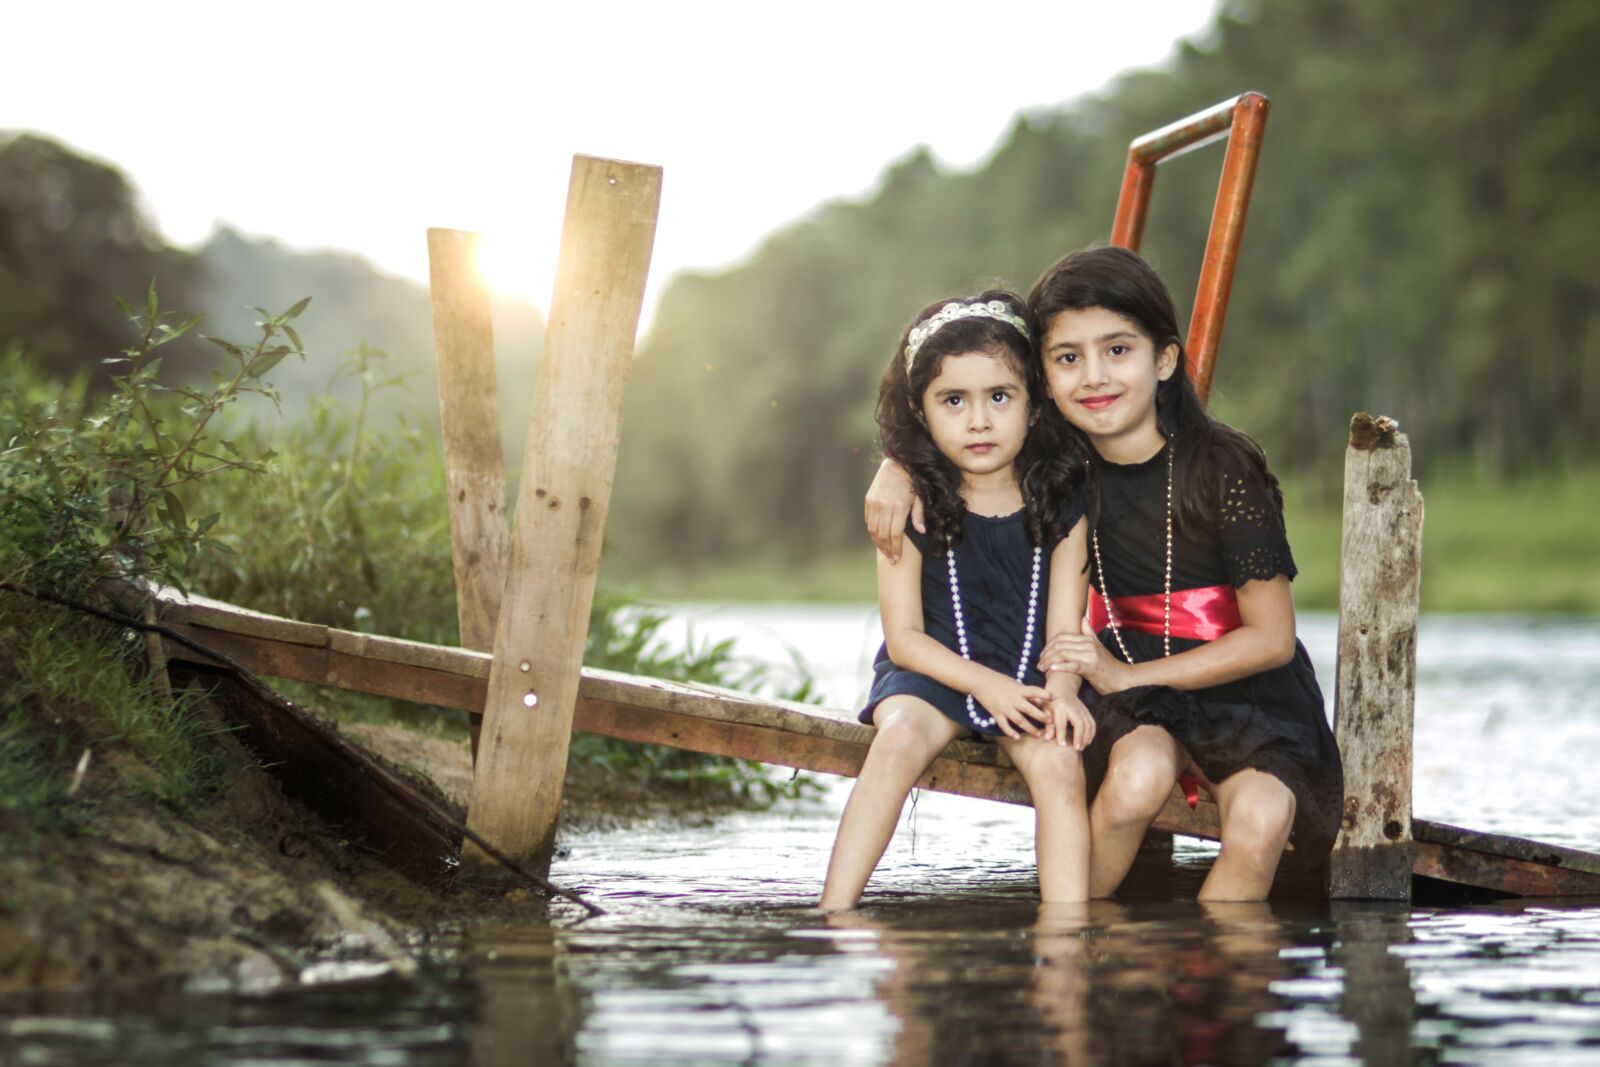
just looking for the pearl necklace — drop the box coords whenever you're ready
[1090,441,1174,662]
[947,540,1043,729]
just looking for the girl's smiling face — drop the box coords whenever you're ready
[920,350,1031,488]
[1041,306,1177,463]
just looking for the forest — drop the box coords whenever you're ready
[604,0,1599,597]
[3,0,1596,609]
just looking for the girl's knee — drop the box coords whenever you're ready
[1100,734,1182,820]
[1010,740,1086,793]
[868,701,955,769]
[1222,780,1296,856]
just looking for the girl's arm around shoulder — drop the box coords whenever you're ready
[866,458,924,563]
[1041,516,1095,750]
[876,542,1053,740]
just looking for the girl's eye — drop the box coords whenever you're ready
[991,390,1011,404]
[1056,352,1078,364]
[1109,344,1128,356]
[943,395,963,408]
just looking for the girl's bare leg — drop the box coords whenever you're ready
[820,698,965,910]
[1087,725,1186,898]
[1198,768,1296,901]
[1001,736,1090,902]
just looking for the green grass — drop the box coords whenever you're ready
[0,593,231,819]
[620,465,1600,614]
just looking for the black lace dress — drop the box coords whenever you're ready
[1080,444,1344,873]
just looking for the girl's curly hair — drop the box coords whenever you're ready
[875,288,1087,550]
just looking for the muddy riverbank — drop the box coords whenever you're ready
[0,704,739,993]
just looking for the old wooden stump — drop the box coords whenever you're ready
[1329,413,1425,900]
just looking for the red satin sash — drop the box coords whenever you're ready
[1087,584,1242,642]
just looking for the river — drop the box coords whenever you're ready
[5,609,1599,1064]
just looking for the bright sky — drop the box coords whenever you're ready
[4,1,1217,321]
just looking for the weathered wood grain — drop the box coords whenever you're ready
[426,227,511,658]
[465,156,663,877]
[1329,414,1425,900]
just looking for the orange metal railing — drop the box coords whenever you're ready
[1109,92,1269,405]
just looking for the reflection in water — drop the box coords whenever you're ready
[5,611,1600,1064]
[466,920,572,1066]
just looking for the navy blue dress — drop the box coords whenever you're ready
[859,503,1080,738]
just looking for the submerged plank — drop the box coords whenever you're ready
[1413,819,1600,896]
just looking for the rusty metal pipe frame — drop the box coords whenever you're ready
[1109,92,1269,406]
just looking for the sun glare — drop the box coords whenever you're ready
[472,231,553,313]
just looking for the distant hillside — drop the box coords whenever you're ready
[197,227,544,461]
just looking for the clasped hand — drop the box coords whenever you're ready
[973,677,1095,750]
[1037,630,1132,693]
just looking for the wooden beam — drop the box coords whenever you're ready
[466,156,663,877]
[1329,414,1424,900]
[156,594,1600,898]
[427,228,511,761]
[156,611,1221,840]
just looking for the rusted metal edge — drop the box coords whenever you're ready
[1127,92,1261,165]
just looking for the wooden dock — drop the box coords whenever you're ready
[154,590,1600,900]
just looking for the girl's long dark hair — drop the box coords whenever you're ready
[1027,246,1282,534]
[876,289,1084,549]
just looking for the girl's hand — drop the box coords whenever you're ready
[1040,632,1132,694]
[1050,692,1096,751]
[972,677,1055,740]
[865,459,923,563]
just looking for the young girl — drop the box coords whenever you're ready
[820,290,1095,911]
[866,248,1343,901]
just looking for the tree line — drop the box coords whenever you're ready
[607,0,1599,576]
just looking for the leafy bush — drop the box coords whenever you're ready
[2,292,816,818]
[180,343,817,802]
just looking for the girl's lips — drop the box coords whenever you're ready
[1079,394,1119,411]
[966,442,995,453]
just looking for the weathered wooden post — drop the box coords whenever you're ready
[427,228,511,760]
[1329,414,1425,900]
[463,156,662,878]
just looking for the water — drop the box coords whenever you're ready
[5,610,1600,1065]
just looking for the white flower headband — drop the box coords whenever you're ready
[904,300,1031,373]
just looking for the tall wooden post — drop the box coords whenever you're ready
[1329,414,1425,900]
[464,156,662,877]
[427,229,511,760]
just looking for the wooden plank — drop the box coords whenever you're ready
[427,228,511,766]
[1414,841,1600,897]
[164,623,487,714]
[169,664,461,887]
[157,589,329,647]
[427,227,511,654]
[161,604,1600,895]
[1415,818,1600,877]
[1329,414,1424,900]
[329,628,492,679]
[466,156,663,877]
[159,619,1221,838]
